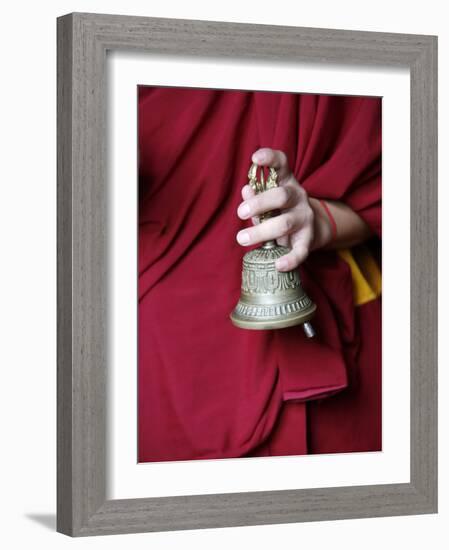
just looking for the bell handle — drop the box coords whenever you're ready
[248,163,280,225]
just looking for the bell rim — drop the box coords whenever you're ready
[230,303,316,330]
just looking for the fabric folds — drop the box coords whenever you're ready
[138,87,382,462]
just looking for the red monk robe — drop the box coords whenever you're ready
[138,87,382,462]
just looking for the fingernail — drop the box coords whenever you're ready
[238,203,250,219]
[237,231,250,245]
[276,258,288,270]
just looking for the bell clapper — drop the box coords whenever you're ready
[302,322,315,338]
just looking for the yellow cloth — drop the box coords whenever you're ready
[338,245,381,307]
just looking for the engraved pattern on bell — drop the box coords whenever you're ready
[241,246,300,294]
[230,162,317,333]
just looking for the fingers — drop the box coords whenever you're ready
[238,184,297,220]
[276,235,289,247]
[275,247,308,271]
[240,185,260,225]
[237,212,297,246]
[251,148,291,180]
[241,184,255,201]
[236,214,312,269]
[275,227,313,271]
[237,152,312,271]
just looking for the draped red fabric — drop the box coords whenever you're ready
[138,87,382,462]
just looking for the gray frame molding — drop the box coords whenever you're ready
[57,12,437,536]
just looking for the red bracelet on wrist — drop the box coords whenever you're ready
[319,199,338,242]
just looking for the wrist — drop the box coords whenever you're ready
[309,197,335,250]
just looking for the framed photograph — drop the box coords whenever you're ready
[57,12,437,536]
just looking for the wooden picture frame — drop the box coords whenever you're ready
[57,12,437,536]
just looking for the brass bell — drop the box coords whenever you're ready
[230,162,316,337]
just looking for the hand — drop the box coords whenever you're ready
[236,148,320,272]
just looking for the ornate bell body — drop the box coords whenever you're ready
[230,163,316,336]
